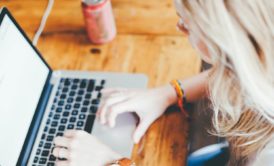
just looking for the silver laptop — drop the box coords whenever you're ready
[0,7,147,166]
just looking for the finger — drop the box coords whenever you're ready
[55,160,70,166]
[98,95,130,124]
[101,88,127,96]
[63,130,78,138]
[64,130,88,138]
[52,147,70,160]
[107,100,132,128]
[54,137,71,148]
[133,120,152,144]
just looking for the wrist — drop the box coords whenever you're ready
[159,85,178,106]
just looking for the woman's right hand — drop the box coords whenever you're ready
[97,85,177,144]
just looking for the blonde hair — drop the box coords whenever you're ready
[180,0,274,164]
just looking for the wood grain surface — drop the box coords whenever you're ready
[0,0,201,165]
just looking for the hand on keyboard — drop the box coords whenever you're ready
[98,85,176,144]
[53,130,121,166]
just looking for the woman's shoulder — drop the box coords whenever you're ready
[248,137,274,166]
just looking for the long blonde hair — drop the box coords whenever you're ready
[180,0,274,163]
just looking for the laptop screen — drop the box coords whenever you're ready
[0,14,50,165]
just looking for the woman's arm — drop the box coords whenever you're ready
[160,69,210,106]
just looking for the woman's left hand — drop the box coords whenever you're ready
[52,130,121,166]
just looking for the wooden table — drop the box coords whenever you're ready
[0,0,201,165]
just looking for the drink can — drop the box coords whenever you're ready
[82,0,117,44]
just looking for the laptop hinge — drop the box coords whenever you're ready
[17,74,53,166]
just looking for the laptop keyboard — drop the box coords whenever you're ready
[32,78,105,166]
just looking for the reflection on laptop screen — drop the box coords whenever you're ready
[0,15,50,165]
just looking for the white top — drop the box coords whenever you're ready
[247,138,274,166]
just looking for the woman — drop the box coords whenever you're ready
[52,0,274,165]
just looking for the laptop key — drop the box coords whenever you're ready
[49,154,56,161]
[81,107,88,113]
[63,111,69,117]
[44,126,48,132]
[61,118,67,124]
[67,124,74,129]
[65,104,72,110]
[84,115,95,133]
[90,106,98,114]
[101,79,106,85]
[56,107,62,113]
[78,121,85,127]
[85,93,92,99]
[76,97,82,102]
[60,94,66,99]
[83,100,89,106]
[95,86,103,91]
[80,81,87,88]
[74,103,80,109]
[58,125,65,131]
[33,157,38,163]
[51,121,58,127]
[51,105,55,110]
[39,157,47,164]
[69,91,76,96]
[87,80,95,92]
[47,135,54,142]
[67,97,74,103]
[56,132,63,137]
[78,90,84,95]
[44,143,51,149]
[54,114,61,120]
[69,117,76,123]
[73,79,80,83]
[72,85,77,90]
[64,79,71,86]
[62,87,69,93]
[79,114,86,120]
[49,128,56,134]
[72,110,78,115]
[48,112,53,118]
[97,92,102,98]
[47,162,55,166]
[41,134,46,140]
[91,99,100,105]
[42,150,50,156]
[36,149,41,155]
[39,141,44,147]
[58,100,64,106]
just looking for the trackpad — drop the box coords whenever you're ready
[91,113,137,158]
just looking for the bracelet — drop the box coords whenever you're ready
[170,80,188,117]
[107,158,136,166]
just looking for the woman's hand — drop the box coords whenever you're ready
[98,85,177,144]
[53,130,121,166]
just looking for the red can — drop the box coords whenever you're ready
[82,0,117,44]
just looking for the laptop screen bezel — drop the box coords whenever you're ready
[0,7,53,165]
